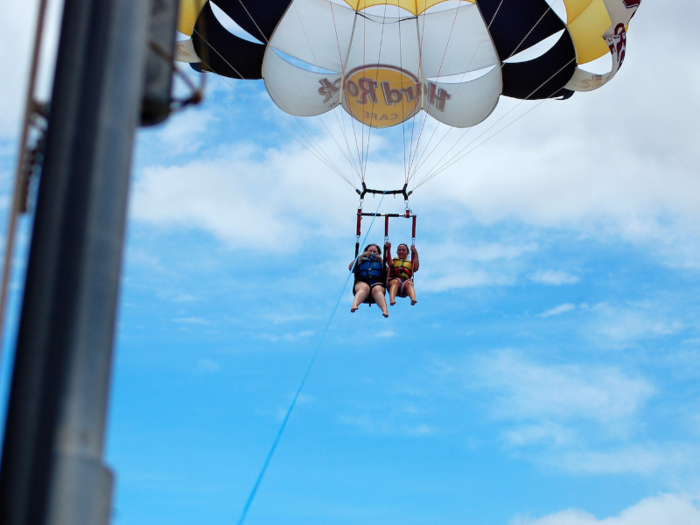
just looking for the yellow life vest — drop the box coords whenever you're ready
[390,258,413,280]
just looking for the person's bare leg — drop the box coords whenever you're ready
[388,279,399,305]
[352,283,369,312]
[371,286,389,317]
[405,281,417,305]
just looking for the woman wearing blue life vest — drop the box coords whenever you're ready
[349,243,389,317]
[386,242,419,306]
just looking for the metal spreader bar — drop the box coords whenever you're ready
[356,182,413,201]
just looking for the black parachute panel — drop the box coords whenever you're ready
[501,32,577,100]
[477,0,577,100]
[214,0,294,42]
[191,2,266,79]
[476,0,565,59]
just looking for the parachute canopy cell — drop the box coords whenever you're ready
[176,0,642,129]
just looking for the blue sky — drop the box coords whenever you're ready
[2,1,700,524]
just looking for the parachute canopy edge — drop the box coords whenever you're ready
[178,0,207,36]
[341,0,475,15]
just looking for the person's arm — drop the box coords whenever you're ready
[411,245,420,272]
[350,250,369,271]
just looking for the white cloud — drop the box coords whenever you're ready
[173,316,212,325]
[553,444,700,477]
[587,303,685,347]
[512,494,700,525]
[503,422,576,448]
[156,291,201,303]
[339,413,436,437]
[129,137,362,250]
[419,240,538,292]
[471,351,654,425]
[540,303,577,317]
[262,312,318,325]
[147,107,219,155]
[530,271,580,285]
[256,330,315,343]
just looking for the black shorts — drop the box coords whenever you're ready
[353,280,386,303]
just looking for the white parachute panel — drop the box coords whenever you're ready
[269,0,355,73]
[263,49,342,116]
[418,5,500,78]
[425,65,501,127]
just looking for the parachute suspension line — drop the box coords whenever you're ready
[360,13,369,178]
[272,2,365,185]
[192,26,345,181]
[340,10,368,183]
[398,7,409,184]
[279,7,365,185]
[234,192,388,525]
[405,2,461,180]
[226,1,365,185]
[361,5,392,181]
[411,0,565,186]
[403,16,426,189]
[415,28,593,188]
[406,0,500,187]
[405,0,515,186]
[0,0,50,365]
[416,99,549,187]
[346,5,390,185]
[193,31,353,186]
[329,3,366,188]
[194,49,344,182]
[414,1,583,186]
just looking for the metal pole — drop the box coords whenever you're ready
[0,0,149,522]
[141,0,179,126]
[0,0,49,364]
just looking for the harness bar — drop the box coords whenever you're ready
[359,212,414,218]
[355,211,417,257]
[356,182,413,201]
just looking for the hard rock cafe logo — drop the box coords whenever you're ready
[607,23,627,67]
[317,65,452,128]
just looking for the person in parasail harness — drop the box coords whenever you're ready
[386,242,419,306]
[349,243,389,317]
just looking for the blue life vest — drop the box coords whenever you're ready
[356,255,384,282]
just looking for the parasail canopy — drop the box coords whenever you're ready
[176,0,641,129]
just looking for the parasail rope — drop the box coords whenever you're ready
[235,191,388,525]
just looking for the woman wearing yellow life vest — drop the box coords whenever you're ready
[386,243,419,306]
